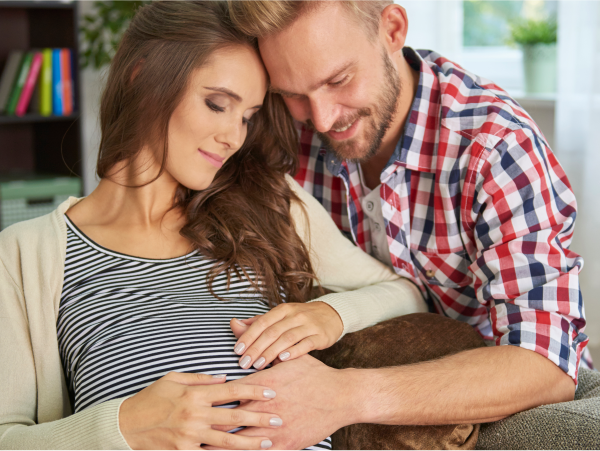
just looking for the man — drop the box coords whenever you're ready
[226,1,598,448]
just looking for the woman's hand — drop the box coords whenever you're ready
[231,301,344,370]
[119,372,281,450]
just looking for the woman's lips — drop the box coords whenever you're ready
[198,148,224,168]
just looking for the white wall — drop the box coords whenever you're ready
[79,1,104,196]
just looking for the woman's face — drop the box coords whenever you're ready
[165,45,267,191]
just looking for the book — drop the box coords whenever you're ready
[30,77,40,114]
[39,48,52,116]
[60,48,73,116]
[15,51,43,116]
[0,51,23,114]
[52,48,62,116]
[6,52,32,115]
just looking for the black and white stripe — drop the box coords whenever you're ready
[57,215,331,449]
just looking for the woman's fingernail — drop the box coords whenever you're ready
[235,318,247,327]
[234,342,246,354]
[212,374,226,379]
[263,389,276,399]
[240,355,252,369]
[261,440,273,449]
[269,417,283,427]
[279,351,291,361]
[253,357,266,369]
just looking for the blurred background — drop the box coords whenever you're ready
[0,0,598,363]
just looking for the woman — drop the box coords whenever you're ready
[0,2,426,450]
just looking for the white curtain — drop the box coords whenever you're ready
[401,1,464,61]
[555,1,600,352]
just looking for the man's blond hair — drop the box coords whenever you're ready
[228,1,393,41]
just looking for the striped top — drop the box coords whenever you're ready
[57,215,331,449]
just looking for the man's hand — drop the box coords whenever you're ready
[228,355,359,450]
[230,302,344,370]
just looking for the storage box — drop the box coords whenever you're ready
[0,176,81,230]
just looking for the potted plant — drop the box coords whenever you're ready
[80,1,150,70]
[509,18,557,94]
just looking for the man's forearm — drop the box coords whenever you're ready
[343,345,575,426]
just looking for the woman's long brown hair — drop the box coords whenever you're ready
[97,1,318,306]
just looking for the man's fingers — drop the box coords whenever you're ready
[162,371,228,386]
[233,308,288,357]
[202,383,277,404]
[200,429,273,450]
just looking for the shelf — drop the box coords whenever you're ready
[0,113,79,125]
[0,1,74,9]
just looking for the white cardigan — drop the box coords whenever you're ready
[0,175,426,449]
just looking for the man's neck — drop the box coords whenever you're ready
[360,59,420,190]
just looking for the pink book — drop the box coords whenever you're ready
[15,51,43,116]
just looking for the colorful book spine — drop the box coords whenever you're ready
[39,48,52,116]
[6,52,33,115]
[52,48,63,116]
[15,51,43,116]
[0,51,24,114]
[60,48,73,116]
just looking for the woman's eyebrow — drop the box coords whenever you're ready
[203,86,262,109]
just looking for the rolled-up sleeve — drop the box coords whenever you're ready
[469,129,588,383]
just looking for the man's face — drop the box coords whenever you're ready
[259,2,401,162]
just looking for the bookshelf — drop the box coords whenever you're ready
[0,0,82,179]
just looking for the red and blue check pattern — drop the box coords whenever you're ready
[293,47,591,382]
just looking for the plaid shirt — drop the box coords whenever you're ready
[294,47,591,382]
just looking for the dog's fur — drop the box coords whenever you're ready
[311,312,486,449]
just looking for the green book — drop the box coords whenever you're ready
[39,48,52,116]
[6,52,33,115]
[0,51,23,114]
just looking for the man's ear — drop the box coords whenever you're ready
[380,4,409,55]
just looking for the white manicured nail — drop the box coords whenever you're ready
[234,342,246,354]
[253,357,266,369]
[279,351,291,361]
[212,374,226,379]
[263,389,276,399]
[240,355,252,369]
[261,440,273,449]
[270,417,283,427]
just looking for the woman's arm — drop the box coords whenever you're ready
[0,258,280,450]
[230,175,427,369]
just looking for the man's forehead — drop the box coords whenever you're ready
[258,3,369,94]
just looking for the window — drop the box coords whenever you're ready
[463,1,557,47]
[461,1,557,94]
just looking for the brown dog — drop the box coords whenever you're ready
[311,313,486,450]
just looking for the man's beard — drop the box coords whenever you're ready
[308,50,401,163]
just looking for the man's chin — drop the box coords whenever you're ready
[316,134,372,162]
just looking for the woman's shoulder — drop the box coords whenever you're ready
[0,197,77,266]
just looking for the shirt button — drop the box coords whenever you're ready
[425,269,435,278]
[366,201,374,211]
[374,223,381,232]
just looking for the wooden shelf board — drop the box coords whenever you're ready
[0,1,75,9]
[0,113,79,125]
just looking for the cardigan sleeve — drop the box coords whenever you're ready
[0,257,131,450]
[286,175,427,338]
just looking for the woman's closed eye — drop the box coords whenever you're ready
[206,99,253,126]
[205,98,225,113]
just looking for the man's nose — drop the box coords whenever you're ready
[308,96,337,133]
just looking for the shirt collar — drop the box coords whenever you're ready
[326,47,441,178]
